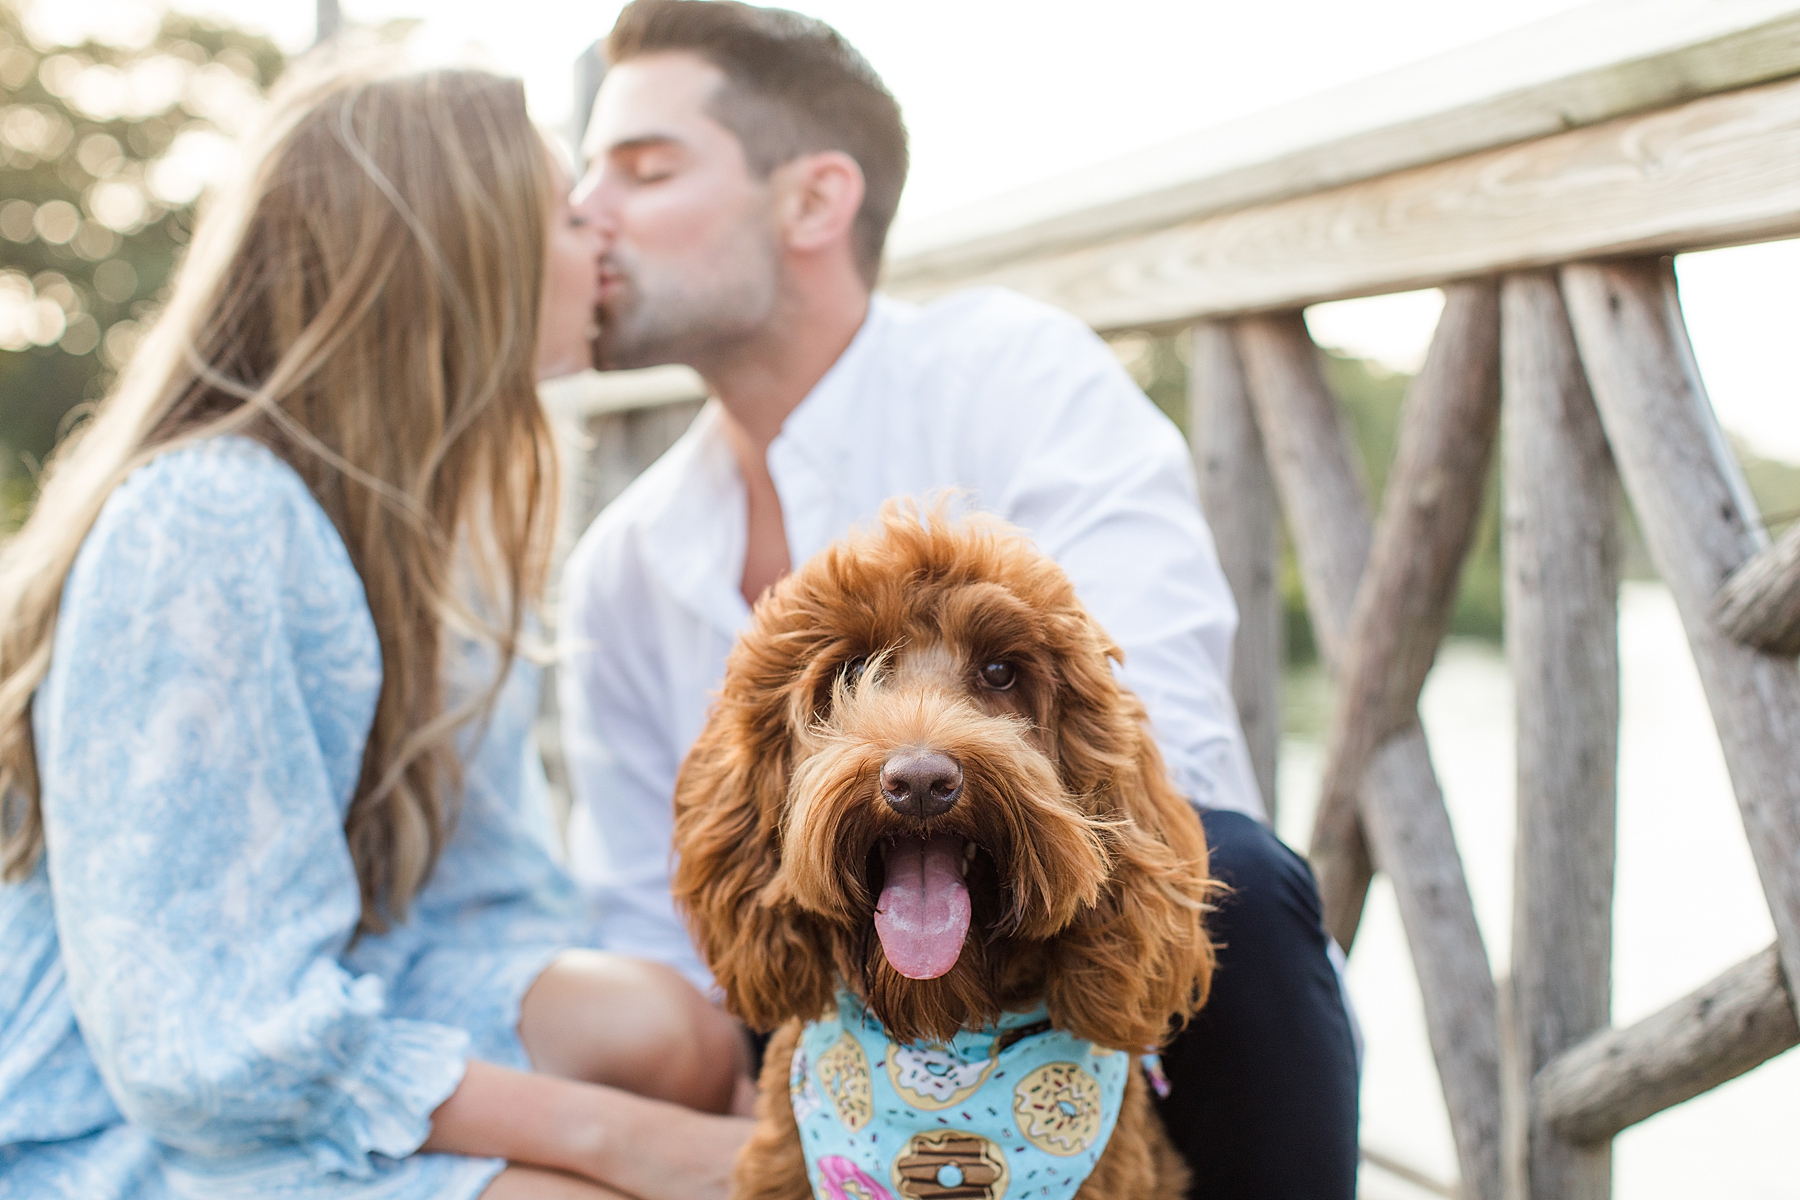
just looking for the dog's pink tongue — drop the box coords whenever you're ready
[875,837,971,980]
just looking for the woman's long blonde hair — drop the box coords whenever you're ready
[0,60,559,930]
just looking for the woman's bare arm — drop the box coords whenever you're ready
[428,952,758,1200]
[425,1059,753,1200]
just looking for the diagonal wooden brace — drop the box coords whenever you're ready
[1562,258,1800,1026]
[1236,306,1502,1200]
[1536,945,1797,1144]
[1311,280,1504,949]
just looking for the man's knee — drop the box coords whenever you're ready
[1199,809,1327,947]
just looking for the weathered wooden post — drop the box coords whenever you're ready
[1498,270,1619,1200]
[1188,321,1282,818]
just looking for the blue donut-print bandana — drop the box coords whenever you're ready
[792,989,1130,1200]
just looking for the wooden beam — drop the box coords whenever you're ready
[1536,945,1798,1144]
[1714,522,1800,655]
[1561,258,1800,1024]
[1311,281,1503,946]
[1235,313,1501,1200]
[1189,322,1282,818]
[1498,271,1619,1200]
[888,73,1800,332]
[887,2,1800,287]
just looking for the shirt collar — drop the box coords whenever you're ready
[773,295,894,474]
[639,297,897,636]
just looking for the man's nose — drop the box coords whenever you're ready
[570,170,617,241]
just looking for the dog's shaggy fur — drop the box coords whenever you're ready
[672,505,1215,1200]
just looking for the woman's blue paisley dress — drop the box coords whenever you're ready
[0,438,595,1198]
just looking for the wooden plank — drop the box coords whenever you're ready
[1714,522,1800,654]
[1188,321,1281,818]
[1311,281,1502,947]
[887,2,1800,285]
[1536,945,1799,1144]
[1498,271,1619,1200]
[1236,314,1501,1200]
[1561,258,1800,1025]
[887,73,1800,333]
[539,364,708,420]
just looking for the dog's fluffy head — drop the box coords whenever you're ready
[671,504,1214,1049]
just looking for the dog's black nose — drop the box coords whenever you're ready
[880,750,963,818]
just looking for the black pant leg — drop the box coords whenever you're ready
[1152,809,1360,1200]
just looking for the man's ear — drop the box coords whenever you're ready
[774,150,865,256]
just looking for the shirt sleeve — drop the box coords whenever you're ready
[556,520,712,990]
[35,447,471,1175]
[959,297,1266,820]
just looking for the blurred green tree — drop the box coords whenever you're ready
[0,0,283,531]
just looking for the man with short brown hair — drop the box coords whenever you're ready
[560,4,1359,1196]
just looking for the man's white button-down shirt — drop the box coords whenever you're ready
[558,288,1263,990]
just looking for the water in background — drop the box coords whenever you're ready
[1278,582,1800,1200]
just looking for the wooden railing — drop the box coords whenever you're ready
[544,4,1800,1196]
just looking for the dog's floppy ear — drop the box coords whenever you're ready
[671,705,835,1031]
[1044,636,1215,1051]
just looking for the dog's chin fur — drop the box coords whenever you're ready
[672,503,1216,1054]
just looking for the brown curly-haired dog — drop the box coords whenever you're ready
[672,504,1215,1200]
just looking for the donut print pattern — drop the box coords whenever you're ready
[817,1032,873,1131]
[885,1041,996,1110]
[817,1155,896,1200]
[890,1131,1010,1200]
[1011,1062,1105,1156]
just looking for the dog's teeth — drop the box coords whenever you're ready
[960,841,977,876]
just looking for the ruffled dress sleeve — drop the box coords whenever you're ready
[34,440,472,1177]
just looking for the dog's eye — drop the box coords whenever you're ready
[842,656,870,685]
[978,661,1017,691]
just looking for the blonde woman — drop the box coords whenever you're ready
[0,62,751,1200]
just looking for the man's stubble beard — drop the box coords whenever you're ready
[591,230,781,374]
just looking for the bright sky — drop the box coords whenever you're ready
[28,0,1800,464]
